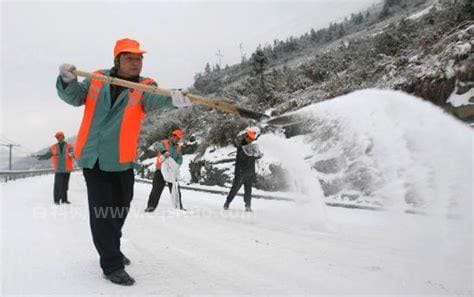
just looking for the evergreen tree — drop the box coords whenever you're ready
[204,63,212,74]
[380,0,402,18]
[250,47,270,104]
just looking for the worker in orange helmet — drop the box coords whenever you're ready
[224,128,263,212]
[37,131,74,204]
[145,129,186,212]
[56,38,193,286]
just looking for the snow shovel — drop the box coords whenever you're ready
[74,70,269,121]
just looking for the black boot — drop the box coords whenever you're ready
[245,205,252,212]
[144,207,155,212]
[123,255,131,266]
[223,202,229,210]
[104,269,135,286]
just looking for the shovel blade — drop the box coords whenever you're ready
[237,107,270,121]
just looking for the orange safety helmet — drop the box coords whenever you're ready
[246,129,257,140]
[171,129,184,139]
[114,38,147,58]
[55,131,65,138]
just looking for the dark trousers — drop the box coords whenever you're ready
[53,172,70,203]
[83,163,134,275]
[146,170,183,209]
[225,174,253,207]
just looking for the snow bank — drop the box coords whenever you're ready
[447,85,474,107]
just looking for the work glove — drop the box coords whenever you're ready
[171,89,192,107]
[59,63,77,83]
[164,152,171,158]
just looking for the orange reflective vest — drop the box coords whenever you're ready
[74,70,155,164]
[155,139,182,169]
[51,143,74,172]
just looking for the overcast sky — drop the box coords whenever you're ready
[1,0,381,154]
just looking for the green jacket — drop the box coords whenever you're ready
[156,139,183,168]
[56,69,175,172]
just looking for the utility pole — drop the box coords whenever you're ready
[2,144,20,170]
[239,43,245,61]
[216,49,223,67]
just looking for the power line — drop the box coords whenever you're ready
[216,49,223,67]
[0,135,36,154]
[1,143,20,170]
[0,136,18,146]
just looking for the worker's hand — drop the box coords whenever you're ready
[164,152,171,158]
[171,90,192,107]
[59,63,77,83]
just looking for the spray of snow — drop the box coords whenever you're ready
[289,89,472,218]
[257,133,329,231]
[267,89,472,276]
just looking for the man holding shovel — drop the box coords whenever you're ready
[224,128,263,212]
[56,38,192,286]
[145,129,185,212]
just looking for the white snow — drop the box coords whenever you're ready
[1,172,472,295]
[257,133,328,228]
[179,153,194,184]
[407,5,436,20]
[1,89,473,295]
[201,145,235,163]
[286,89,472,217]
[453,41,472,58]
[447,86,474,107]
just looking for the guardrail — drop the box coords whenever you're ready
[0,171,424,214]
[135,178,382,211]
[136,178,293,202]
[1,168,56,183]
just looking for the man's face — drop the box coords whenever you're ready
[56,135,65,143]
[118,53,143,78]
[170,135,180,145]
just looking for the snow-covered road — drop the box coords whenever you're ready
[1,173,472,296]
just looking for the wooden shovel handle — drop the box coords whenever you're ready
[74,70,239,115]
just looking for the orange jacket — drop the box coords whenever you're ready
[51,143,74,172]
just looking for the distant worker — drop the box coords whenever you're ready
[37,131,74,204]
[224,128,263,212]
[145,129,186,212]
